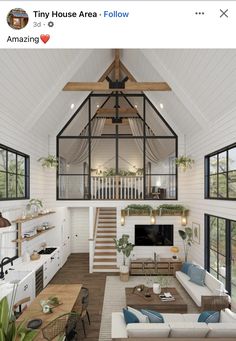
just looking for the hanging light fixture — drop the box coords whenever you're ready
[121,210,125,226]
[0,212,11,228]
[181,214,187,226]
[150,211,156,224]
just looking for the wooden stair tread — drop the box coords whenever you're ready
[94,252,116,256]
[93,265,118,269]
[93,258,117,262]
[95,246,116,249]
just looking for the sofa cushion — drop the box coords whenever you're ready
[176,270,212,306]
[220,308,236,322]
[162,314,184,323]
[181,262,193,275]
[140,309,164,323]
[189,266,206,286]
[207,323,236,338]
[111,312,128,339]
[123,308,139,324]
[198,311,220,323]
[127,323,170,338]
[127,306,149,323]
[205,271,225,294]
[182,314,199,322]
[169,322,209,338]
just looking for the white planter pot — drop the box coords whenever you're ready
[153,283,161,294]
[120,265,129,273]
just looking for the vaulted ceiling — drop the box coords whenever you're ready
[1,49,236,138]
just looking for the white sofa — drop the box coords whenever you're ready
[112,309,236,340]
[175,266,226,307]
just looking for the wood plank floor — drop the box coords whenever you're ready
[51,253,117,341]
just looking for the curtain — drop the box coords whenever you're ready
[128,118,160,163]
[67,118,106,165]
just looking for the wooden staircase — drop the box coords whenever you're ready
[93,208,119,272]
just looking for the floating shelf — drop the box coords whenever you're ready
[121,209,189,217]
[12,211,56,224]
[12,226,55,243]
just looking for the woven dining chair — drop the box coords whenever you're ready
[42,312,79,341]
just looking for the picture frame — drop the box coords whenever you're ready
[192,222,200,244]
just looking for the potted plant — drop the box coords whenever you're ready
[26,198,43,216]
[157,204,188,216]
[175,155,194,171]
[114,234,134,282]
[123,204,153,216]
[0,296,38,340]
[178,227,193,261]
[38,155,58,168]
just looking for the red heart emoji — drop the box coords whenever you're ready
[40,34,50,44]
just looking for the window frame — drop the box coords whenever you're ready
[56,93,178,201]
[205,213,235,296]
[205,142,236,200]
[0,143,30,201]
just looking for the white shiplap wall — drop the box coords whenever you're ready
[185,109,236,266]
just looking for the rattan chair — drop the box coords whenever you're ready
[42,312,79,341]
[80,287,90,337]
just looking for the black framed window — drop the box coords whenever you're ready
[205,214,236,299]
[57,93,178,200]
[205,143,236,200]
[0,144,29,200]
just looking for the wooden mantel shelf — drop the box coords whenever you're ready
[12,226,55,243]
[12,211,56,224]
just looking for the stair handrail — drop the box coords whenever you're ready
[93,207,99,241]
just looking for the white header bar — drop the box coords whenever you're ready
[0,1,235,48]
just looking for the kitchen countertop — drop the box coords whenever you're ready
[0,247,60,300]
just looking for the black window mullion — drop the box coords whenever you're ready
[16,154,18,198]
[143,97,146,199]
[226,149,229,199]
[226,219,231,295]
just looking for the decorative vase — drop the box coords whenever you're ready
[120,265,129,282]
[153,283,161,294]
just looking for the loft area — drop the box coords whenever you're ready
[57,93,177,200]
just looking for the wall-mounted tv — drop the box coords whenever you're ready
[135,224,173,246]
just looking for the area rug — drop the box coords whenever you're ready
[99,275,199,341]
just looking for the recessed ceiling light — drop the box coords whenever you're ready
[160,103,164,109]
[70,103,75,109]
[96,104,100,108]
[134,104,138,108]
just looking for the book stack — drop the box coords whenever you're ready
[159,292,175,302]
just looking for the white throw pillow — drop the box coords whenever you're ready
[127,306,149,323]
[127,323,170,338]
[220,308,236,322]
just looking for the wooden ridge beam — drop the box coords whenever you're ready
[63,81,171,91]
[114,49,120,81]
[97,107,138,115]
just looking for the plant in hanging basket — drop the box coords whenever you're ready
[156,204,188,216]
[176,155,194,171]
[38,155,58,168]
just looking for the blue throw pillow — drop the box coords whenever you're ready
[189,266,206,286]
[140,309,164,323]
[198,311,220,323]
[123,308,139,324]
[187,264,198,277]
[181,262,193,275]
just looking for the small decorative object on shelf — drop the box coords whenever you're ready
[153,282,161,294]
[170,246,179,259]
[26,198,43,217]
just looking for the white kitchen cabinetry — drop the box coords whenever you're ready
[15,272,35,305]
[43,249,60,287]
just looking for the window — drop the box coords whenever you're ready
[0,144,29,200]
[205,214,236,298]
[205,143,236,200]
[57,93,177,200]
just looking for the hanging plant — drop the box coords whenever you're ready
[38,155,58,168]
[176,155,194,171]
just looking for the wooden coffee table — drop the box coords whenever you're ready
[125,286,187,313]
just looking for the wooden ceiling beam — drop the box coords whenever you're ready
[98,61,115,82]
[120,62,136,82]
[114,49,120,81]
[97,108,137,115]
[63,81,171,91]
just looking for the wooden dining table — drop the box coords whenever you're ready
[17,284,82,340]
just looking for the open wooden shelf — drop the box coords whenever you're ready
[12,226,55,243]
[12,211,56,224]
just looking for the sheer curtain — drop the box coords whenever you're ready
[128,118,160,163]
[67,118,106,165]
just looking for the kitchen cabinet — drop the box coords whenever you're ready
[43,249,60,287]
[15,271,35,306]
